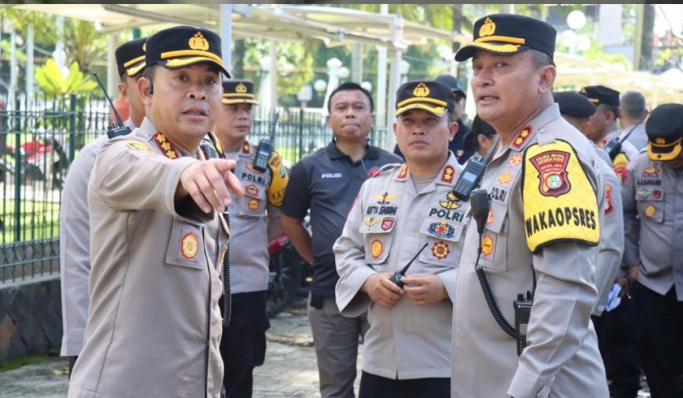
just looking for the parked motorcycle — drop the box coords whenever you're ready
[4,136,69,189]
[266,232,311,318]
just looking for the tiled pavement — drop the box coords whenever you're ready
[0,297,360,398]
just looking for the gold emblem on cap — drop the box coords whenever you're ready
[656,138,665,144]
[235,82,247,94]
[413,82,430,97]
[479,17,496,37]
[189,32,209,51]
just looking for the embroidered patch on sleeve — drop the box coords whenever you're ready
[522,140,600,253]
[126,141,154,154]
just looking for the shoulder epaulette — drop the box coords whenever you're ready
[375,162,403,177]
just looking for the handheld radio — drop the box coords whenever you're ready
[452,139,499,201]
[93,73,131,139]
[253,112,279,172]
[389,242,429,288]
[603,113,647,160]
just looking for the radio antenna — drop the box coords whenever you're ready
[93,72,125,127]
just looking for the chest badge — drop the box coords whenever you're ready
[482,235,494,257]
[381,218,395,231]
[428,221,455,239]
[363,216,381,228]
[644,204,656,218]
[370,240,384,259]
[247,198,260,211]
[643,163,659,178]
[497,170,513,185]
[440,191,461,210]
[181,233,199,259]
[375,192,397,204]
[509,153,523,168]
[431,241,450,259]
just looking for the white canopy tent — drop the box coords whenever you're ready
[10,4,468,147]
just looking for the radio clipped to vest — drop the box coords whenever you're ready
[452,139,499,201]
[253,112,279,172]
[93,73,131,139]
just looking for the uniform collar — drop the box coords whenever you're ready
[326,140,379,160]
[139,117,158,138]
[504,103,563,153]
[395,152,459,187]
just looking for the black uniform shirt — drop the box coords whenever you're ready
[281,141,402,296]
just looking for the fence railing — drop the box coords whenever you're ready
[0,94,391,284]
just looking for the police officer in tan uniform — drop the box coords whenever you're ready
[68,26,241,398]
[59,36,146,376]
[451,14,609,398]
[213,79,289,397]
[335,80,467,398]
[580,85,638,183]
[554,92,640,398]
[623,103,683,398]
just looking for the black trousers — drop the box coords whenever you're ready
[591,295,642,398]
[219,291,270,398]
[632,282,683,398]
[359,371,450,398]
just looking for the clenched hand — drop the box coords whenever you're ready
[401,274,448,305]
[362,273,404,307]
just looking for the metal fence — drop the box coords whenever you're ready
[0,94,391,284]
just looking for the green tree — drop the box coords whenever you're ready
[34,58,97,97]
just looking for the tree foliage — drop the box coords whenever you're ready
[34,58,97,96]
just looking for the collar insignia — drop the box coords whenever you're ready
[153,132,180,159]
[512,126,532,149]
[441,165,455,183]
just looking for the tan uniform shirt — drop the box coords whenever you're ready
[59,119,137,356]
[226,141,285,293]
[623,152,683,300]
[335,153,468,379]
[592,146,625,315]
[68,118,227,398]
[452,104,609,398]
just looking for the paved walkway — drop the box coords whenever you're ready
[0,298,361,398]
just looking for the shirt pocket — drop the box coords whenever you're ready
[478,201,509,273]
[236,181,267,217]
[360,215,396,266]
[418,218,463,267]
[635,187,664,223]
[165,219,206,270]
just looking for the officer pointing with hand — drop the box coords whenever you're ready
[68,26,241,398]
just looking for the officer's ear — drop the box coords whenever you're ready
[139,77,153,105]
[538,64,556,94]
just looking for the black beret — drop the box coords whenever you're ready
[395,80,454,118]
[646,103,683,162]
[554,91,596,119]
[455,13,556,62]
[222,80,258,105]
[579,85,620,107]
[434,74,465,98]
[115,37,146,78]
[145,26,231,78]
